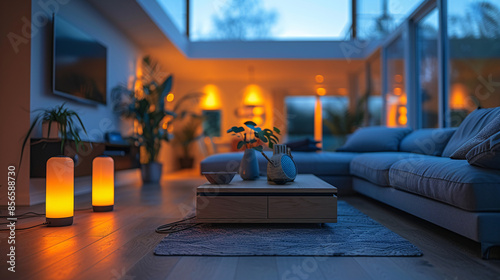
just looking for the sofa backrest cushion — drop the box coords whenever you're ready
[466,131,500,170]
[441,107,500,157]
[400,128,456,156]
[336,126,412,153]
[450,114,500,159]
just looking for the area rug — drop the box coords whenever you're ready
[154,201,422,256]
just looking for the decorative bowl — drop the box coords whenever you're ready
[202,172,237,185]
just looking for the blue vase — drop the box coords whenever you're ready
[239,149,259,180]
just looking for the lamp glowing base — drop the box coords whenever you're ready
[93,205,114,212]
[46,217,73,227]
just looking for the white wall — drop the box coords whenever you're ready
[30,0,141,141]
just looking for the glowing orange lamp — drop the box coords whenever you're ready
[46,156,74,227]
[92,156,114,212]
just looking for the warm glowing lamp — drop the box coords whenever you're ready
[316,87,326,96]
[46,156,74,227]
[92,156,114,212]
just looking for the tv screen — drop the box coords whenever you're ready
[53,15,107,105]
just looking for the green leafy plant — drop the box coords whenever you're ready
[22,103,89,155]
[18,103,89,176]
[324,95,367,136]
[173,115,204,160]
[111,56,176,164]
[226,121,280,152]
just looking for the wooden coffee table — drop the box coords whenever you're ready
[196,175,337,223]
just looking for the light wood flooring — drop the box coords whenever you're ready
[1,170,499,280]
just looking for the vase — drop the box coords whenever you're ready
[239,149,259,180]
[141,162,163,183]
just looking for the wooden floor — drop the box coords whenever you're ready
[1,170,500,280]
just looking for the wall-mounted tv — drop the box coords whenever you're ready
[53,15,107,105]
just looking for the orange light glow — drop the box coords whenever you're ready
[252,116,264,126]
[316,87,326,96]
[314,97,323,147]
[400,94,407,105]
[398,106,407,115]
[166,93,174,102]
[243,84,263,105]
[394,87,402,96]
[46,157,74,226]
[398,115,408,125]
[92,156,114,212]
[394,74,403,83]
[450,83,468,109]
[315,75,324,83]
[202,84,221,109]
[253,106,265,115]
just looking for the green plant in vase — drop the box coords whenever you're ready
[226,121,280,180]
[19,103,90,176]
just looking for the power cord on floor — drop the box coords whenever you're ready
[0,207,93,219]
[155,216,201,234]
[0,222,48,231]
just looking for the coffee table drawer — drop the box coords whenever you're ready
[197,196,267,219]
[268,196,337,219]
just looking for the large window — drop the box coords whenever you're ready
[417,9,439,128]
[286,97,315,141]
[448,0,500,126]
[385,34,407,127]
[190,0,351,41]
[357,0,425,39]
[157,0,186,34]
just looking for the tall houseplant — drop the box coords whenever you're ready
[227,121,280,180]
[112,56,176,183]
[173,115,203,169]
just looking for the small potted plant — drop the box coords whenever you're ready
[19,103,90,176]
[227,121,280,180]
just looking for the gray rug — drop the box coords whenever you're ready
[155,201,422,256]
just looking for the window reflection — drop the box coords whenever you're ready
[385,35,407,127]
[448,0,500,126]
[417,9,439,128]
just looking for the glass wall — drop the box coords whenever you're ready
[417,9,439,128]
[285,97,315,141]
[322,96,349,151]
[385,34,407,127]
[190,0,351,41]
[448,0,500,126]
[368,54,383,126]
[357,0,425,39]
[157,0,186,34]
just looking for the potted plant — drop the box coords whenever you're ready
[173,116,203,169]
[19,103,90,175]
[111,56,176,183]
[227,121,280,180]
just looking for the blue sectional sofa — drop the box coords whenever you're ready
[201,107,500,258]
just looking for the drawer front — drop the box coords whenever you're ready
[196,196,267,219]
[268,196,337,219]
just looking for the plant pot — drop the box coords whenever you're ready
[178,157,194,169]
[141,162,163,183]
[42,121,60,139]
[239,149,259,180]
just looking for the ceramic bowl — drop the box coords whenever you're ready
[202,172,237,185]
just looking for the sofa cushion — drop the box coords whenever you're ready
[337,126,412,153]
[285,137,321,152]
[400,128,456,156]
[450,114,500,159]
[466,131,500,170]
[389,156,500,211]
[200,151,358,176]
[350,152,426,186]
[442,107,500,157]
